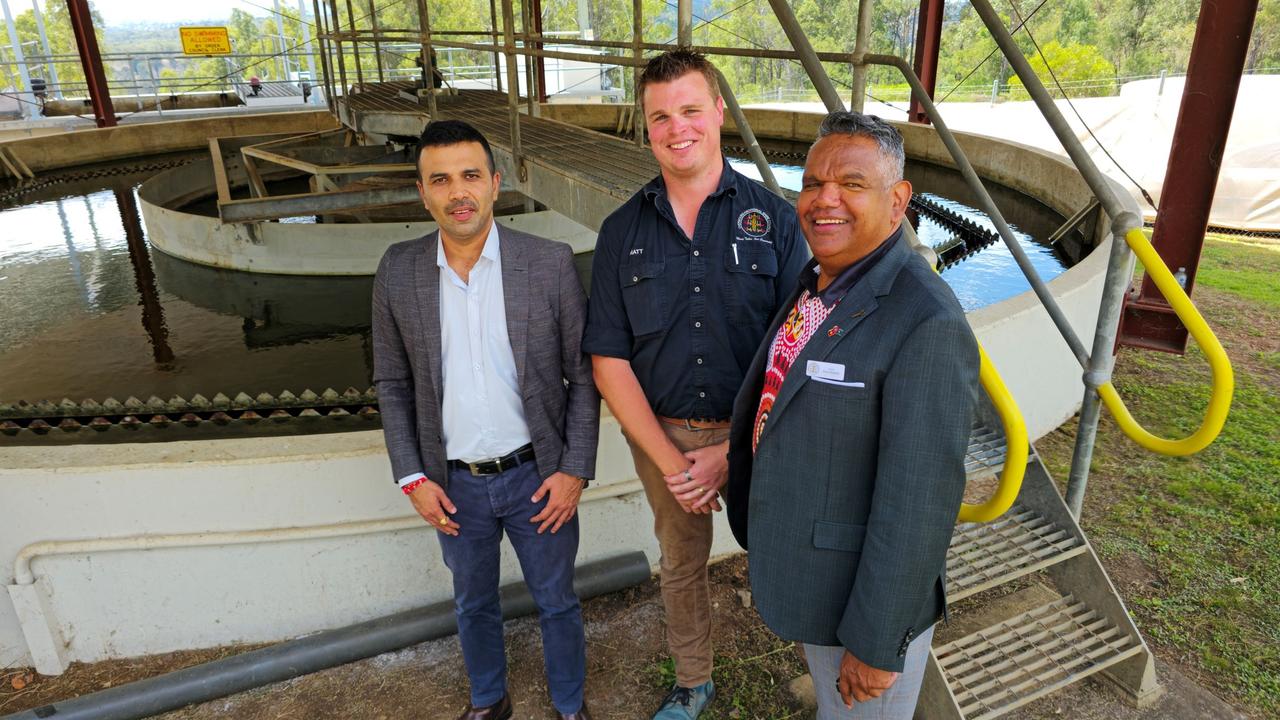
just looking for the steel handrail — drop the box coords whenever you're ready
[959,345,1029,523]
[1095,228,1234,455]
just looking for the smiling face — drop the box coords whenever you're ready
[416,141,501,245]
[642,70,725,181]
[798,133,912,273]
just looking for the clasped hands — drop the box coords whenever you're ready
[662,442,728,513]
[407,471,583,536]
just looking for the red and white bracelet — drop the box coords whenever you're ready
[401,477,431,495]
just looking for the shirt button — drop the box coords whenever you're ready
[751,263,758,270]
[696,358,703,364]
[694,286,701,293]
[693,250,700,257]
[632,275,639,282]
[699,392,706,398]
[695,321,702,328]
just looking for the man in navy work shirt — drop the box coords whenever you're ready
[583,49,807,720]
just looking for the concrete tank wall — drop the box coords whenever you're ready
[0,105,1138,670]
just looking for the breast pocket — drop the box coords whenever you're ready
[723,242,778,316]
[621,259,668,338]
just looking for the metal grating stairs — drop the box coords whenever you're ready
[918,408,1162,718]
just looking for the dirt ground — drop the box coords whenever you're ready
[0,555,1246,720]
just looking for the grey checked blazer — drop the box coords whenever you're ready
[371,224,599,487]
[726,234,979,672]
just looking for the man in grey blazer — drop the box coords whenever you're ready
[726,112,979,718]
[372,120,599,720]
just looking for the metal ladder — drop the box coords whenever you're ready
[915,410,1161,718]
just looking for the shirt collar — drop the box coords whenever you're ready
[436,221,501,270]
[642,156,739,203]
[799,225,904,308]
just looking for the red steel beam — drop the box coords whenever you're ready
[65,0,115,127]
[908,0,944,124]
[1118,0,1259,354]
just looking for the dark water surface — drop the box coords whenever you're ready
[1,158,1073,406]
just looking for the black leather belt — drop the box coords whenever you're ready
[448,443,536,476]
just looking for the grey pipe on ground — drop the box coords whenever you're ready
[3,551,651,720]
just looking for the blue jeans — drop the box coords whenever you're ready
[437,460,585,714]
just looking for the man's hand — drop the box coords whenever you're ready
[837,650,899,707]
[662,442,729,514]
[407,480,460,536]
[530,471,583,534]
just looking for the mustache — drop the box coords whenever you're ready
[446,200,478,214]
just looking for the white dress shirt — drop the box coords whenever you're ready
[397,224,532,489]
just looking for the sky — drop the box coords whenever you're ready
[92,0,274,26]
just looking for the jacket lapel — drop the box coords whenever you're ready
[498,225,530,387]
[414,232,444,406]
[755,237,913,447]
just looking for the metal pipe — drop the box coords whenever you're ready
[850,0,872,112]
[312,0,336,112]
[521,0,538,116]
[326,0,349,98]
[343,0,365,87]
[298,0,319,101]
[273,0,288,80]
[367,0,384,83]
[500,0,523,175]
[865,52,1091,365]
[678,0,692,46]
[29,0,60,99]
[3,553,651,720]
[632,0,643,147]
[1065,213,1140,517]
[2,0,36,119]
[714,68,781,197]
[489,0,502,92]
[764,0,845,112]
[415,0,436,118]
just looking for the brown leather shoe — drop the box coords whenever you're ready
[558,701,592,720]
[455,693,512,720]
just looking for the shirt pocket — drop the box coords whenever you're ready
[621,259,668,338]
[722,241,779,317]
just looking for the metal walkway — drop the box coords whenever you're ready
[337,84,659,230]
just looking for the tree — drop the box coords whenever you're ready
[1007,39,1116,98]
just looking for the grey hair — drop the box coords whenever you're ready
[814,111,905,182]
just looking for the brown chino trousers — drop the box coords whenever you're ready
[625,422,730,688]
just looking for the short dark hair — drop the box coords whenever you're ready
[414,120,496,180]
[637,49,720,107]
[815,111,906,182]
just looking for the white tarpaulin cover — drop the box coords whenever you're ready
[757,74,1280,231]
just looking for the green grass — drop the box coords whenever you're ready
[1040,234,1280,715]
[648,632,808,719]
[1193,235,1280,307]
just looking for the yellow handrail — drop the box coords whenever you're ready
[1095,228,1234,456]
[958,344,1029,523]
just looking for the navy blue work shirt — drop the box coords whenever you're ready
[583,158,809,420]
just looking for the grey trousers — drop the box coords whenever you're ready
[803,624,935,720]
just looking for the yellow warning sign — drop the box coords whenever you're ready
[179,27,232,56]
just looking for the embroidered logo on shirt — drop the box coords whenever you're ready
[629,248,645,256]
[737,208,771,238]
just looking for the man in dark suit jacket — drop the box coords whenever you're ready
[372,120,599,720]
[726,112,979,718]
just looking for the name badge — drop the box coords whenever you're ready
[806,360,845,381]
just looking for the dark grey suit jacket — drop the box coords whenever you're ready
[371,224,599,487]
[726,234,979,672]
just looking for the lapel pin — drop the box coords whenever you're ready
[828,326,842,337]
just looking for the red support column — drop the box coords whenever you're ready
[908,0,944,124]
[1118,0,1260,354]
[65,0,115,128]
